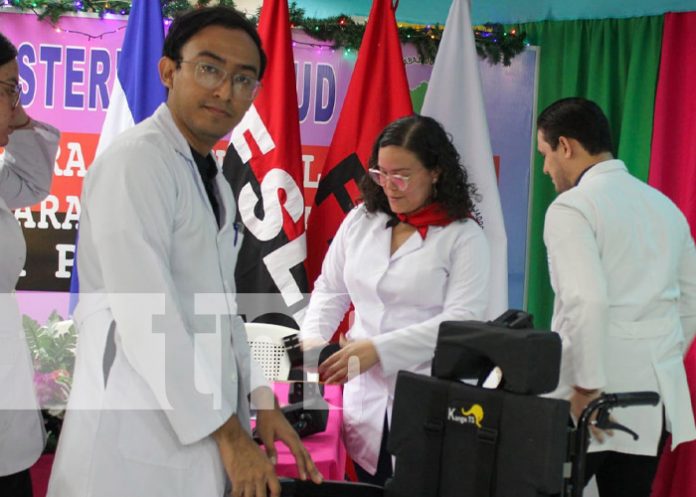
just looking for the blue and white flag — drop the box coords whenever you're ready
[69,0,166,312]
[95,0,166,156]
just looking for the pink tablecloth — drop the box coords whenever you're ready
[262,382,346,481]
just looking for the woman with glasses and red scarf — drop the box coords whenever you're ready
[0,31,59,497]
[300,114,491,485]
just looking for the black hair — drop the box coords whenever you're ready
[360,114,479,220]
[0,32,17,66]
[537,97,614,155]
[162,6,267,80]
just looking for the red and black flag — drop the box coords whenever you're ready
[305,0,414,287]
[223,0,308,326]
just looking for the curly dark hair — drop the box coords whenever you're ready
[360,114,479,220]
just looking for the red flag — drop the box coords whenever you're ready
[649,12,696,235]
[305,0,414,286]
[223,0,308,325]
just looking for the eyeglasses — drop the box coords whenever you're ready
[179,60,261,101]
[0,80,20,109]
[368,168,411,192]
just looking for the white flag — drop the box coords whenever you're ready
[422,0,508,319]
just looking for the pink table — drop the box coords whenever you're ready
[262,382,346,481]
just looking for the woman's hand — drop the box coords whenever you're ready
[318,339,380,384]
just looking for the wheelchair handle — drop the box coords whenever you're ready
[599,391,660,408]
[569,391,660,497]
[577,391,660,431]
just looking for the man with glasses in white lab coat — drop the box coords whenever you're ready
[48,8,321,497]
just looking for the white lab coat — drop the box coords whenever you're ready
[47,104,266,497]
[545,159,696,455]
[0,121,58,476]
[301,205,490,474]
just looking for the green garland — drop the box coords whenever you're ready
[2,0,526,65]
[287,4,446,65]
[474,23,526,66]
[283,2,525,65]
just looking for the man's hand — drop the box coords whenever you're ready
[318,339,379,384]
[571,386,612,443]
[255,402,323,484]
[213,414,280,497]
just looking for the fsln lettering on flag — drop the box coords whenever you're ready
[223,0,309,327]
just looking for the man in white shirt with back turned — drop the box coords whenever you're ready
[537,97,696,497]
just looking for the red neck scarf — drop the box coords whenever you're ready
[394,202,455,239]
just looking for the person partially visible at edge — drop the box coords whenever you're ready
[0,30,59,497]
[300,114,491,486]
[46,8,321,497]
[537,96,696,497]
